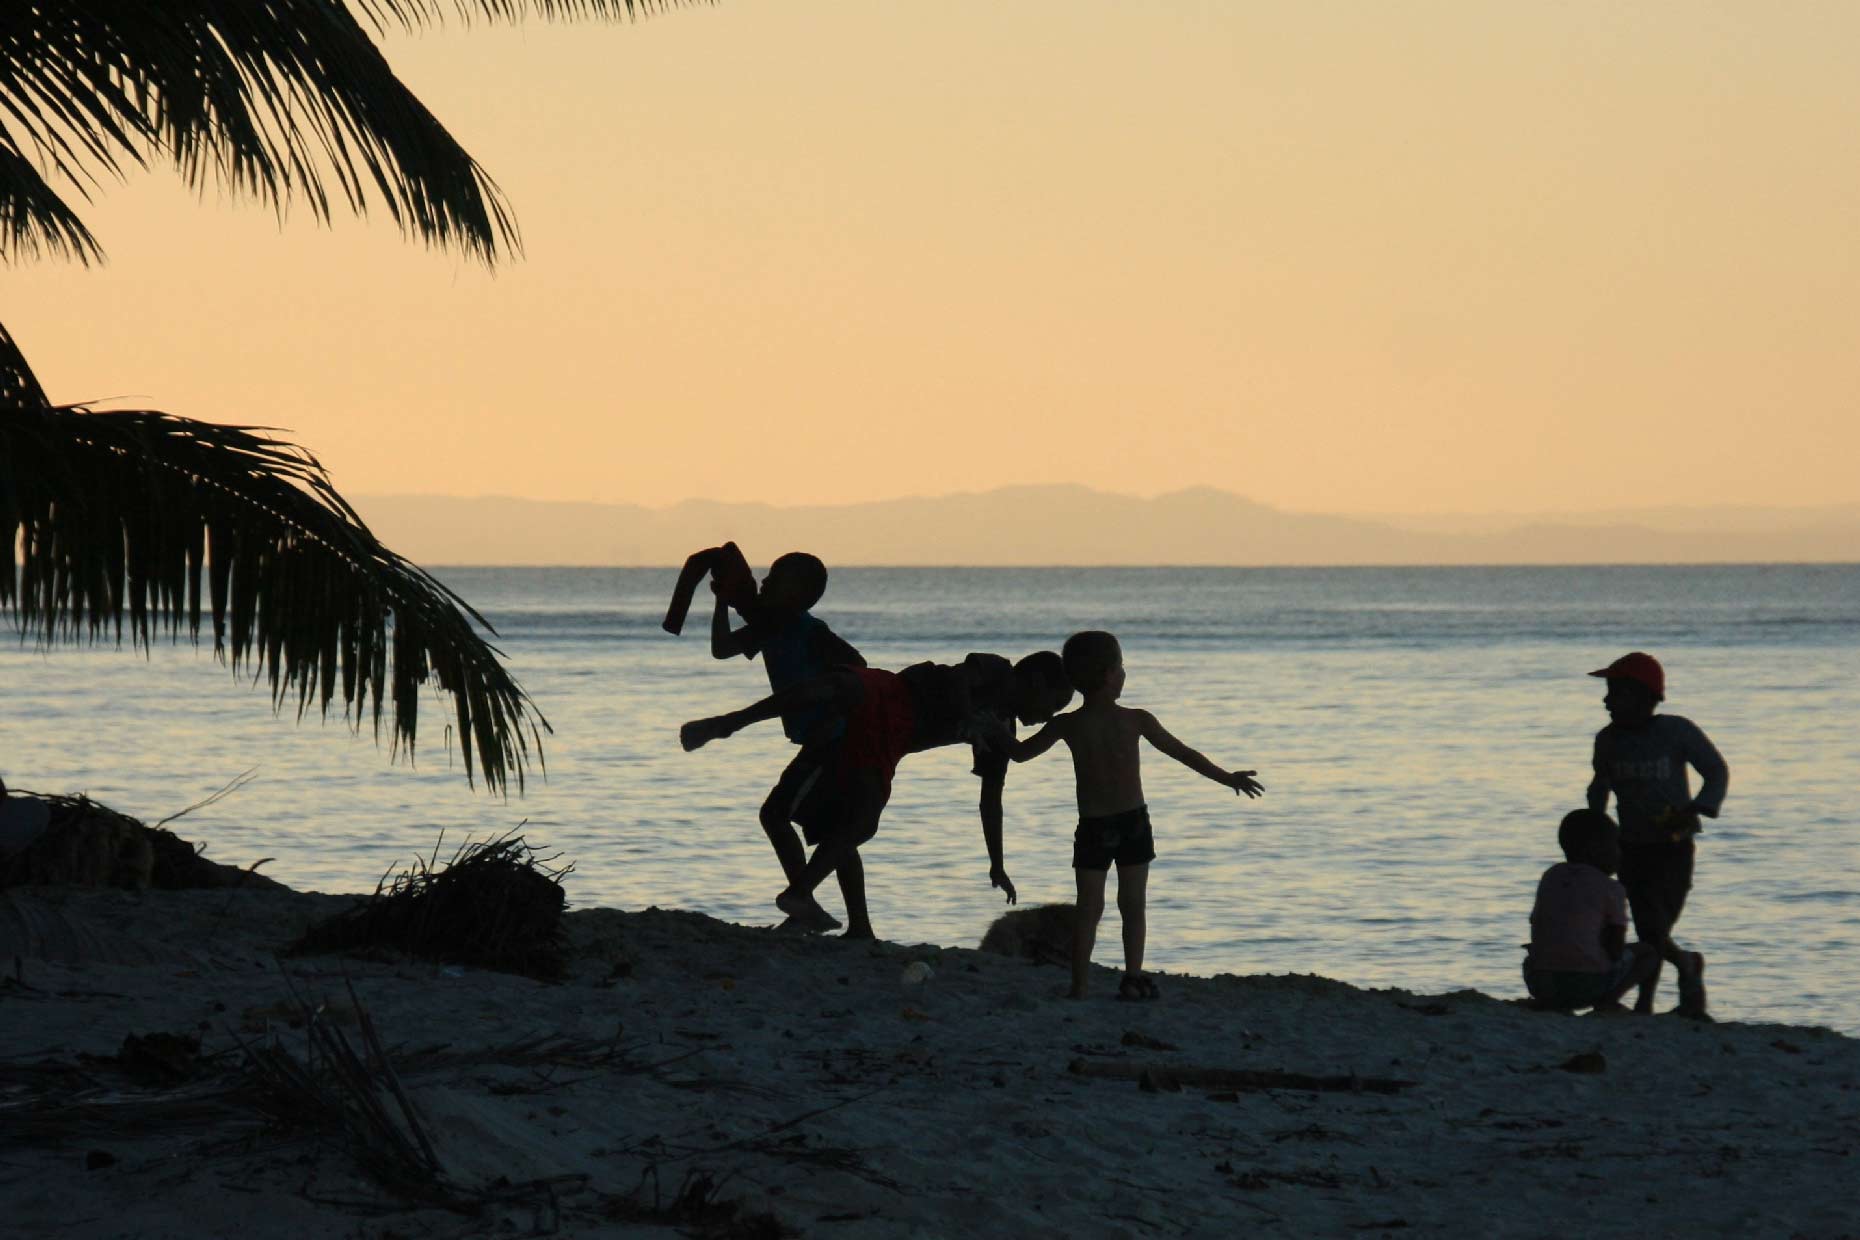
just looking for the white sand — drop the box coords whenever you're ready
[3,886,1857,1238]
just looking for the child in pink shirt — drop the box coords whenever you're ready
[1524,809,1659,1012]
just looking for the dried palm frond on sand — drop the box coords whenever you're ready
[289,833,570,980]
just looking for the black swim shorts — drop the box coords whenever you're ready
[1522,954,1635,1012]
[1618,839,1695,942]
[1072,805,1155,872]
[778,745,890,850]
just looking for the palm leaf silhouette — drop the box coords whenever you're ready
[3,2,689,789]
[1,1,684,266]
[2,327,548,792]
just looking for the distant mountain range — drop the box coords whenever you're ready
[351,486,1860,567]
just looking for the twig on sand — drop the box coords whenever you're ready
[629,1085,904,1194]
[606,1168,796,1237]
[236,982,569,1217]
[155,768,259,828]
[763,1085,891,1136]
[346,977,442,1175]
[1068,1059,1416,1095]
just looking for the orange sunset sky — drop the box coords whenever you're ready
[8,2,1858,516]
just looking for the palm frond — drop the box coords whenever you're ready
[0,389,549,794]
[0,136,103,265]
[350,1,682,33]
[0,2,688,269]
[0,322,50,409]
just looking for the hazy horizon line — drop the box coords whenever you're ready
[415,559,1860,570]
[354,484,1860,519]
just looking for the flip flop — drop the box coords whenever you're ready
[1117,974,1160,1002]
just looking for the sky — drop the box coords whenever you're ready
[9,1,1859,515]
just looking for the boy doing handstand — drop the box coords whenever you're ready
[683,651,1074,937]
[994,631,1263,1000]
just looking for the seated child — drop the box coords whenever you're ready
[681,651,1073,935]
[705,551,864,931]
[993,631,1263,1001]
[1524,809,1660,1013]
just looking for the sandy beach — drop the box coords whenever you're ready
[4,884,1858,1239]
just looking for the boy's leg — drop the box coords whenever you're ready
[1115,862,1149,982]
[1652,847,1703,1013]
[776,825,870,924]
[1633,946,1665,1014]
[1597,943,1663,1010]
[759,798,809,889]
[776,668,909,934]
[777,770,885,923]
[1071,867,1109,999]
[1623,840,1697,1013]
[1622,843,1669,1012]
[779,741,864,932]
[833,848,874,940]
[760,758,817,889]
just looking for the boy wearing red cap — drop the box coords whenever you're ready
[1585,651,1729,1018]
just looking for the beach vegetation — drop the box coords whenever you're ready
[290,831,572,979]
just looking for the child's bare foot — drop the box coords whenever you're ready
[840,925,876,941]
[679,716,735,751]
[776,888,837,930]
[1588,1000,1633,1017]
[776,908,843,934]
[1066,985,1088,1000]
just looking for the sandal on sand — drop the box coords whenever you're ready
[1117,974,1161,1002]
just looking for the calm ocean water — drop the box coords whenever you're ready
[5,566,1857,1030]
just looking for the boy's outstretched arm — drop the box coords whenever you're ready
[681,669,854,751]
[978,716,1064,764]
[1136,710,1264,797]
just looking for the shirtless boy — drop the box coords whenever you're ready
[995,630,1263,1000]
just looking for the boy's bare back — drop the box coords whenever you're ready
[1054,702,1151,818]
[1001,631,1261,812]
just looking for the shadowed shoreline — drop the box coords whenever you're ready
[3,882,1854,1237]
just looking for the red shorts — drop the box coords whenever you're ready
[791,670,916,848]
[836,668,916,792]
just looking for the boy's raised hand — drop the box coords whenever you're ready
[1227,770,1265,798]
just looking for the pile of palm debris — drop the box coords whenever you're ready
[0,786,281,891]
[289,834,570,980]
